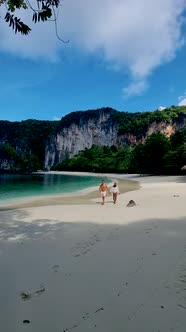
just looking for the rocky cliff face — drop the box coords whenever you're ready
[117,118,186,146]
[44,109,186,170]
[45,111,119,169]
[0,159,14,171]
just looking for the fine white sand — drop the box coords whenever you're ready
[0,174,186,332]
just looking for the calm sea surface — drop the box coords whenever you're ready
[0,174,104,203]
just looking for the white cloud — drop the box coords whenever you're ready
[62,0,185,77]
[178,98,186,106]
[178,91,186,105]
[122,80,147,98]
[52,116,61,121]
[0,0,186,93]
[158,106,167,111]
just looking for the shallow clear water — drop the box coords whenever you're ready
[0,174,104,203]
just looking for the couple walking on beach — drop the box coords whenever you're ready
[99,179,119,205]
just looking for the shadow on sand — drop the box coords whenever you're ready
[0,209,186,332]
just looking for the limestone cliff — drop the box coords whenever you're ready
[45,109,119,169]
[0,107,185,171]
[44,108,186,169]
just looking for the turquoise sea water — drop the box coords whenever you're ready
[0,173,104,203]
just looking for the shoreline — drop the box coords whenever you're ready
[1,171,185,211]
[0,175,186,331]
[0,172,139,210]
[13,174,186,223]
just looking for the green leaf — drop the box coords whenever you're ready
[4,12,31,35]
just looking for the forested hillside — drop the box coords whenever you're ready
[0,119,57,172]
[52,129,186,175]
[0,106,186,174]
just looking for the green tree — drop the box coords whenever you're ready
[0,144,16,160]
[113,147,133,172]
[170,128,186,149]
[144,133,171,174]
[1,0,69,40]
[131,143,147,174]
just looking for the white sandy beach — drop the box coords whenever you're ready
[0,174,186,332]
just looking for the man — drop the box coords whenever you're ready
[99,179,110,205]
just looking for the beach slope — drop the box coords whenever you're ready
[0,175,186,332]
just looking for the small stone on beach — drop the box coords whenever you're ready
[126,200,136,207]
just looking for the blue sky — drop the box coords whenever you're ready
[0,0,186,121]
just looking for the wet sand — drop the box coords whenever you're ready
[0,177,139,210]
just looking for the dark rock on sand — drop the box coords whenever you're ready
[126,200,136,207]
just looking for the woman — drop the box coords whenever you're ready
[111,182,120,204]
